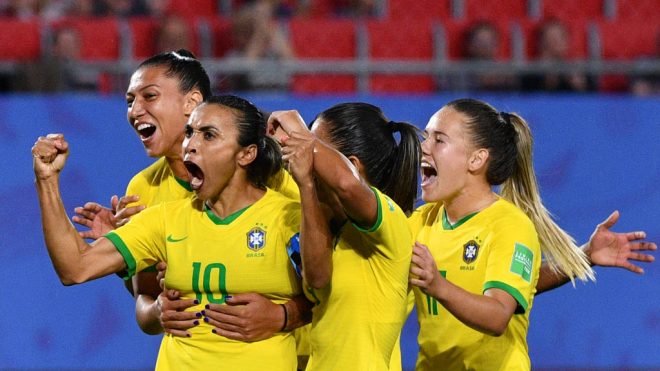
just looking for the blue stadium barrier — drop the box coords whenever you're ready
[1,93,658,370]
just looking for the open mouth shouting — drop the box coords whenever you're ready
[135,122,157,141]
[420,161,437,188]
[184,160,205,191]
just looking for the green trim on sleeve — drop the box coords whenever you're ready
[174,176,193,192]
[483,280,528,314]
[105,231,137,280]
[351,187,383,233]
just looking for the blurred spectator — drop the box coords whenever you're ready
[144,0,169,18]
[17,27,98,91]
[220,0,294,92]
[40,0,96,19]
[155,16,192,53]
[630,32,660,96]
[451,21,516,91]
[331,0,376,17]
[94,0,148,16]
[521,20,595,92]
[0,0,45,19]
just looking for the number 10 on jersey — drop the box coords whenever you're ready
[192,262,228,304]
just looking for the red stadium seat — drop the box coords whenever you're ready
[0,18,40,60]
[616,0,660,21]
[203,16,233,58]
[167,0,217,18]
[463,0,527,21]
[386,0,450,20]
[367,20,436,93]
[597,19,659,91]
[598,20,658,60]
[130,17,202,59]
[442,19,512,60]
[128,17,160,59]
[290,18,357,94]
[542,0,603,21]
[51,18,120,60]
[519,19,589,60]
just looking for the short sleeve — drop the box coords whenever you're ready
[104,203,166,279]
[351,187,412,260]
[482,222,540,314]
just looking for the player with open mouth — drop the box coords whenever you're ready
[32,95,314,370]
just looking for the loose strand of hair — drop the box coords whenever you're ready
[500,113,594,284]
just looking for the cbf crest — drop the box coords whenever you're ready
[463,240,479,264]
[247,227,266,251]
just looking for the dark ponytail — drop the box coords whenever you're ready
[206,95,282,188]
[316,103,421,214]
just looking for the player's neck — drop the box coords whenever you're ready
[165,156,190,181]
[207,180,265,219]
[443,184,497,224]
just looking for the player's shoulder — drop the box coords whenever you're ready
[410,202,441,226]
[264,187,300,209]
[488,198,535,231]
[128,158,168,185]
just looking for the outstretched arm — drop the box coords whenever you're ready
[536,210,657,294]
[33,134,125,285]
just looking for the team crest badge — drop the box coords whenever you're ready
[247,227,266,251]
[463,240,479,264]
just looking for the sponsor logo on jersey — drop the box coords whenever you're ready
[166,234,187,243]
[510,242,534,282]
[247,227,266,251]
[462,240,479,264]
[384,195,395,212]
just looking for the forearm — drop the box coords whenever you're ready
[536,244,591,294]
[283,294,313,331]
[535,262,570,293]
[299,180,333,289]
[311,140,376,226]
[135,294,163,335]
[432,279,511,336]
[37,176,92,284]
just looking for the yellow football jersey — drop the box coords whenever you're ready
[268,168,300,201]
[410,198,541,371]
[125,157,193,208]
[305,188,412,371]
[105,189,302,371]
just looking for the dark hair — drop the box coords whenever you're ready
[138,49,212,100]
[315,102,421,214]
[205,95,282,188]
[447,98,517,185]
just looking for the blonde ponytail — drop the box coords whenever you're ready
[501,113,594,283]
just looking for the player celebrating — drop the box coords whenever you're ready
[33,96,305,370]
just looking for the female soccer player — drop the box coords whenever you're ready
[33,96,305,370]
[408,98,591,370]
[72,50,307,340]
[267,103,421,371]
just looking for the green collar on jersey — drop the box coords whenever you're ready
[204,203,251,225]
[174,176,193,192]
[442,208,479,230]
